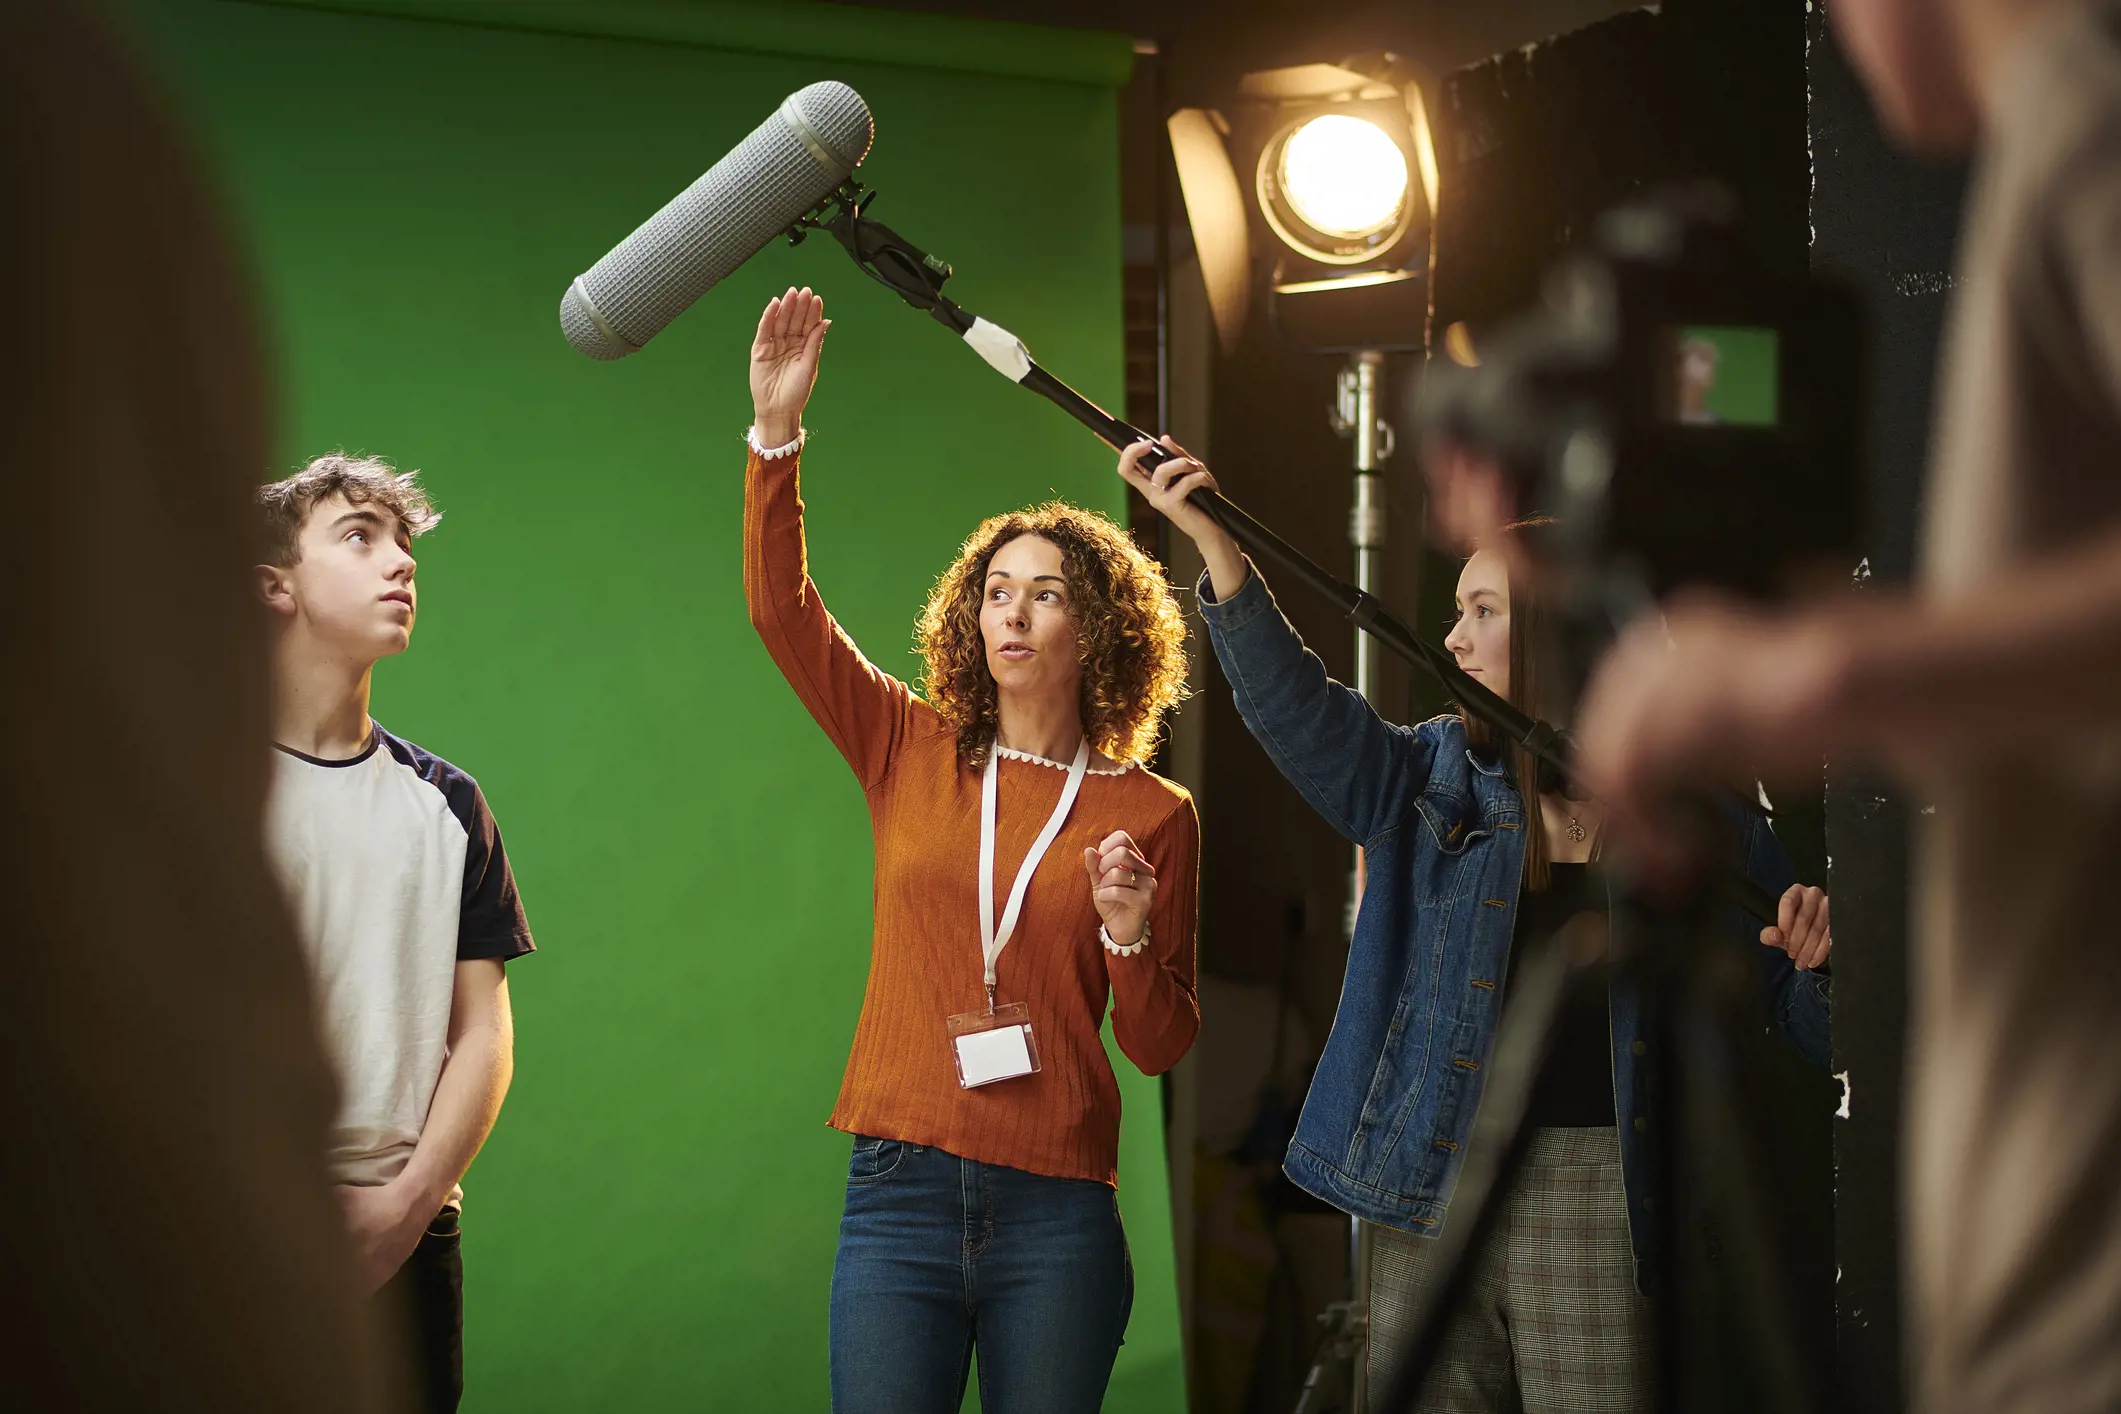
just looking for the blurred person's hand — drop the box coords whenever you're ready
[336,1182,431,1293]
[1575,595,1852,887]
[1420,439,1518,552]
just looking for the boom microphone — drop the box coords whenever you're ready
[560,81,873,360]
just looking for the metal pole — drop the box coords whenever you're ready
[1336,348,1391,1414]
[1350,350,1389,700]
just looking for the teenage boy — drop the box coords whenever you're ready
[1511,2,2121,1410]
[256,453,535,1414]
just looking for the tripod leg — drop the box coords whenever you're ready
[1671,988,1832,1414]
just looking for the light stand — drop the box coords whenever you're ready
[1328,348,1393,1414]
[1337,350,1394,710]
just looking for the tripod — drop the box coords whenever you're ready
[802,188,1824,1412]
[1360,817,1826,1414]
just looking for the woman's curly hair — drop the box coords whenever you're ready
[917,502,1191,769]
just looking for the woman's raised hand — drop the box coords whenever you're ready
[1116,437,1249,601]
[750,286,829,447]
[1083,830,1157,949]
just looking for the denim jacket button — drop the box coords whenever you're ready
[1634,1116,1648,1133]
[1632,1040,1647,1057]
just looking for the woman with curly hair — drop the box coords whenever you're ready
[742,287,1200,1414]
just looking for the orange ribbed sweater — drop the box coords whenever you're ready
[744,447,1200,1186]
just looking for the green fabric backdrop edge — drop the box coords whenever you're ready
[107,1,1179,1409]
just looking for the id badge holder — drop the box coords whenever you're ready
[946,1001,1041,1088]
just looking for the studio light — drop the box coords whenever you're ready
[1167,54,1435,354]
[1262,113,1411,261]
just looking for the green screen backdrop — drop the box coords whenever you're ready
[117,2,1176,1408]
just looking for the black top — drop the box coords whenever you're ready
[1504,862,1616,1128]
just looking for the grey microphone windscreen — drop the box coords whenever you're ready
[562,81,873,360]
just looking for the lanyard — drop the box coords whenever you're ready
[979,738,1090,1002]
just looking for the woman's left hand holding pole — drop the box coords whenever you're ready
[1083,830,1156,947]
[750,285,829,447]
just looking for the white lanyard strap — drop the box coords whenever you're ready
[980,738,1091,994]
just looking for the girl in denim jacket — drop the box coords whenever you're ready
[1118,438,1833,1414]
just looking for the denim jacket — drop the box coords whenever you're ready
[1197,566,1831,1271]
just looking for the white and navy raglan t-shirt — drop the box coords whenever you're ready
[266,723,534,1200]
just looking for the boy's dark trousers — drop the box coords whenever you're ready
[377,1208,463,1413]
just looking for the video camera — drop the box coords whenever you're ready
[1417,185,1864,601]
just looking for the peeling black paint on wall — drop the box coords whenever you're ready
[1808,7,1968,1412]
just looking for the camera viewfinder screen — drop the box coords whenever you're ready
[1666,326,1779,428]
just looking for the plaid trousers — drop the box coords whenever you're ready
[1366,1126,1651,1414]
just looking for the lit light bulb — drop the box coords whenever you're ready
[1278,115,1409,239]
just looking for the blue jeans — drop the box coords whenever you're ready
[829,1136,1134,1414]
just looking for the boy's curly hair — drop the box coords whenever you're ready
[257,452,440,567]
[917,502,1190,769]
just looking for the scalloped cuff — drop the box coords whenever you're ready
[746,426,807,459]
[1101,922,1148,957]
